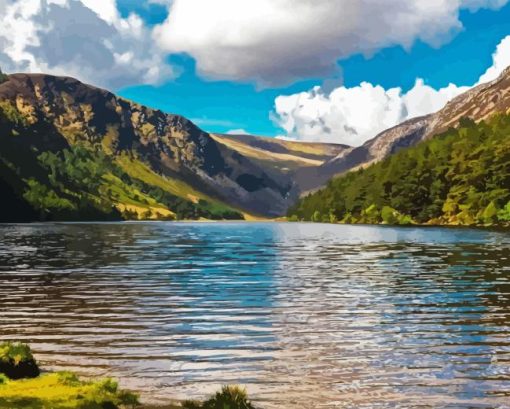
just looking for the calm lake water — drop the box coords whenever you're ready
[0,222,509,408]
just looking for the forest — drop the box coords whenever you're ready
[288,115,510,226]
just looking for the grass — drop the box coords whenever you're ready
[0,372,139,409]
[116,154,255,220]
[0,342,139,409]
[182,386,255,409]
[100,173,175,219]
[116,155,207,204]
[0,343,256,409]
[210,134,324,168]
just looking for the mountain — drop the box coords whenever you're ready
[212,133,347,173]
[0,73,345,221]
[296,67,510,193]
[288,110,510,226]
[1,67,509,223]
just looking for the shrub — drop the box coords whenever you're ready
[381,206,399,225]
[0,342,40,380]
[311,210,321,223]
[481,201,499,225]
[183,385,255,409]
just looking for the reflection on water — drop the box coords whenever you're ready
[0,222,509,408]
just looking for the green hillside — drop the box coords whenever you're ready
[288,115,510,227]
[0,100,243,222]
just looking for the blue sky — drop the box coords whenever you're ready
[117,2,510,138]
[1,0,509,145]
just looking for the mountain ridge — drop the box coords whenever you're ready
[0,66,509,221]
[0,72,345,220]
[295,66,510,193]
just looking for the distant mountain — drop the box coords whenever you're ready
[212,133,347,171]
[287,67,510,227]
[0,73,344,221]
[296,67,510,193]
[1,66,509,223]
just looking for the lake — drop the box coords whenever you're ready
[0,222,509,408]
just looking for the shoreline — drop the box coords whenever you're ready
[0,218,507,230]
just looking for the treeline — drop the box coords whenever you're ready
[288,115,510,226]
[36,146,242,220]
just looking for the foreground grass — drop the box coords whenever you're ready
[0,342,138,409]
[0,372,139,409]
[182,386,255,409]
[0,343,256,409]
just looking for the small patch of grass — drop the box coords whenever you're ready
[0,371,139,409]
[182,385,255,409]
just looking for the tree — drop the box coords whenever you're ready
[498,201,510,222]
[481,201,498,225]
[0,67,8,84]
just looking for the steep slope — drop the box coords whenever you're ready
[211,133,348,197]
[212,133,347,171]
[288,113,510,226]
[298,67,510,192]
[0,73,299,219]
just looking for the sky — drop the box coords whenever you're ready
[1,0,510,146]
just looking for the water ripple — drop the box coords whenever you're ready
[0,222,509,408]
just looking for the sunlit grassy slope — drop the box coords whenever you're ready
[211,133,347,174]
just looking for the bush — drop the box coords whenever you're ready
[183,385,255,409]
[481,201,499,225]
[0,342,40,380]
[381,206,399,225]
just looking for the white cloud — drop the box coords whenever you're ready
[0,0,174,89]
[272,81,469,146]
[154,0,508,86]
[477,35,510,83]
[272,34,510,146]
[226,128,250,135]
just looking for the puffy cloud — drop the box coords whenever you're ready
[477,35,510,83]
[0,0,174,89]
[154,0,508,86]
[272,81,469,146]
[271,35,510,146]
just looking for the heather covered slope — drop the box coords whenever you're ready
[288,115,510,226]
[0,73,300,220]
